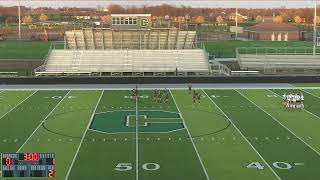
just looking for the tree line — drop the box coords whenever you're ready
[0,4,319,24]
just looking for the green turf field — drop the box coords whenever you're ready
[0,41,63,59]
[1,88,320,180]
[203,40,314,58]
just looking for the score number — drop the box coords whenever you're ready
[23,153,39,161]
[48,170,55,178]
[115,163,160,171]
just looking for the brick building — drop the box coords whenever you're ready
[243,22,299,41]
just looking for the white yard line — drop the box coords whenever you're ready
[17,90,71,153]
[135,93,139,180]
[202,90,282,180]
[239,90,320,157]
[169,90,211,180]
[301,89,320,99]
[294,90,320,122]
[0,91,37,121]
[65,90,104,180]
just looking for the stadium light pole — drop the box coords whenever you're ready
[18,0,21,40]
[235,0,238,39]
[313,0,318,55]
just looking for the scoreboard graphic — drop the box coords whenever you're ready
[1,153,55,178]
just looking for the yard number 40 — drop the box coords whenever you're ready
[115,163,160,171]
[247,162,293,170]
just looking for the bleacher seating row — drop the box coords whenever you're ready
[65,28,196,50]
[35,49,210,75]
[238,54,320,70]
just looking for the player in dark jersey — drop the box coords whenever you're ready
[197,92,201,103]
[165,92,169,103]
[153,89,158,102]
[188,83,192,94]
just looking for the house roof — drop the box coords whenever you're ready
[244,22,299,33]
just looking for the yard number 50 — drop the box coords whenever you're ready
[115,163,160,171]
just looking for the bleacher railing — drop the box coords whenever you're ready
[237,47,320,56]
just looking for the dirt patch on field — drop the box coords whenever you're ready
[0,60,43,70]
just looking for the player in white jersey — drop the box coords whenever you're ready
[292,94,297,108]
[282,93,287,107]
[300,93,304,108]
[295,94,300,108]
[286,94,291,108]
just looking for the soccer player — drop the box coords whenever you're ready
[188,83,192,94]
[157,90,162,103]
[197,92,201,103]
[153,89,158,102]
[300,93,304,108]
[295,93,301,108]
[292,93,297,109]
[192,91,196,103]
[287,93,293,108]
[165,92,169,103]
[286,93,292,108]
[282,93,287,107]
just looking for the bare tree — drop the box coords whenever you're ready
[108,4,125,14]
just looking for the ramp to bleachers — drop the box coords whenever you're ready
[34,49,212,76]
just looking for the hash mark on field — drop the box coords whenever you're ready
[0,91,37,122]
[17,91,70,153]
[294,163,304,166]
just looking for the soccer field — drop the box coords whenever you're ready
[0,41,64,59]
[1,88,320,180]
[203,40,314,58]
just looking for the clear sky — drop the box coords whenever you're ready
[0,0,317,9]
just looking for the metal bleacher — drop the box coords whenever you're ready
[65,28,197,50]
[237,47,320,75]
[34,49,215,76]
[34,25,233,76]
